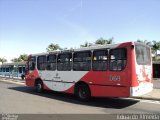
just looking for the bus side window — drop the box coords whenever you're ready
[28,57,36,71]
[109,48,127,71]
[92,50,108,71]
[29,61,35,70]
[37,56,46,70]
[57,53,72,71]
[47,54,56,71]
[73,51,91,71]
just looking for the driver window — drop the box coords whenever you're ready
[28,57,36,70]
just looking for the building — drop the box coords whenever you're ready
[153,61,160,78]
[0,62,26,79]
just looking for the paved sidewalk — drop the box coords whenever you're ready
[153,79,160,89]
[132,89,160,101]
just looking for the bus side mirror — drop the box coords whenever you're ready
[131,45,134,49]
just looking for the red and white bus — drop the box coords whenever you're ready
[25,42,153,101]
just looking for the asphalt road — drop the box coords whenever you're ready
[0,81,160,115]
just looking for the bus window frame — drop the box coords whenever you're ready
[92,49,108,71]
[73,51,91,71]
[109,48,127,71]
[37,55,47,70]
[57,53,72,71]
[28,56,36,71]
[47,54,57,71]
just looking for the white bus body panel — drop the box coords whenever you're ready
[39,71,88,91]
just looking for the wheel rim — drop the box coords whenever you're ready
[37,83,42,92]
[78,86,88,99]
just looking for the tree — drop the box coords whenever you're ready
[0,58,7,64]
[11,58,21,63]
[18,54,28,61]
[80,41,92,47]
[11,54,28,63]
[95,37,113,45]
[152,40,160,59]
[137,39,152,46]
[46,43,62,52]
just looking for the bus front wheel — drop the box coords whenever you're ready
[75,83,91,101]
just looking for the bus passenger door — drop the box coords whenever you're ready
[25,56,37,86]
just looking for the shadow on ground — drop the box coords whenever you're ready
[9,86,139,109]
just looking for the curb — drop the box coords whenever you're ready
[0,79,25,85]
[0,76,22,80]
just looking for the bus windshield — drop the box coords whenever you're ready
[135,44,151,65]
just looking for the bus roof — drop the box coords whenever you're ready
[30,41,150,57]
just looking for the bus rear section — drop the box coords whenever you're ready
[86,45,131,98]
[130,43,153,96]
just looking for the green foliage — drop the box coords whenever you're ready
[46,43,62,52]
[0,58,7,64]
[137,39,152,46]
[11,58,21,63]
[19,54,28,61]
[137,39,160,61]
[11,54,28,63]
[152,40,160,59]
[80,41,92,47]
[152,56,160,61]
[80,37,113,48]
[95,37,113,45]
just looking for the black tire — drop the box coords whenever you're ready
[75,83,91,101]
[35,80,43,93]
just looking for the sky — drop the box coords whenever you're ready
[0,0,160,62]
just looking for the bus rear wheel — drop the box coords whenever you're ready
[35,80,43,93]
[75,83,91,101]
